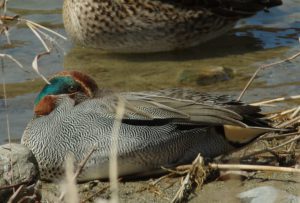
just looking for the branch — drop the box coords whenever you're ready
[251,95,300,106]
[7,185,24,203]
[59,147,96,202]
[238,51,300,101]
[209,163,300,173]
[241,134,300,159]
[0,181,29,190]
[80,185,110,203]
[73,146,97,180]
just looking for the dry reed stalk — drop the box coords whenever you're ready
[238,51,300,101]
[81,185,110,203]
[267,107,298,119]
[32,51,51,84]
[251,95,300,106]
[151,172,178,186]
[58,97,124,203]
[95,199,110,203]
[263,131,300,140]
[0,54,24,70]
[1,13,67,83]
[267,134,300,151]
[1,11,29,196]
[109,97,126,203]
[0,181,30,190]
[1,59,13,187]
[16,194,37,203]
[7,185,24,203]
[0,0,7,14]
[58,148,96,202]
[0,56,24,193]
[0,54,26,190]
[60,155,79,203]
[209,163,300,173]
[171,154,206,203]
[290,106,300,119]
[74,147,97,180]
[241,132,300,160]
[275,115,300,128]
[0,3,90,203]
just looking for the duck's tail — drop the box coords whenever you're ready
[209,0,282,17]
[169,0,282,17]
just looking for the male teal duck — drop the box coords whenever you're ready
[22,71,277,181]
[63,0,282,53]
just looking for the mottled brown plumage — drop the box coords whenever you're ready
[63,0,282,53]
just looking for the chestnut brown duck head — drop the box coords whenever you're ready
[34,71,98,115]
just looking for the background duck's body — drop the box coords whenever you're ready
[22,71,275,182]
[63,0,282,53]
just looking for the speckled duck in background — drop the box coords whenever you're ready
[63,0,282,53]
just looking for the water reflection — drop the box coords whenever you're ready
[98,31,280,62]
[1,0,300,144]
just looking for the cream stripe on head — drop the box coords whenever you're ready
[53,71,99,98]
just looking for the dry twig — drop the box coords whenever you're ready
[251,95,300,106]
[0,56,24,191]
[238,51,300,101]
[109,97,126,203]
[74,147,97,180]
[62,155,80,203]
[32,51,51,84]
[171,154,206,203]
[7,185,24,203]
[1,14,67,83]
[0,181,30,190]
[267,107,299,119]
[263,131,300,140]
[209,163,300,173]
[241,133,300,160]
[275,116,300,128]
[59,147,97,202]
[17,194,37,203]
[81,185,110,203]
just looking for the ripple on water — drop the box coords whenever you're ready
[0,0,300,144]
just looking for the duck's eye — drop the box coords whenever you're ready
[68,85,78,93]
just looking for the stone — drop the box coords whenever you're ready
[238,186,300,203]
[0,143,38,202]
[177,66,235,86]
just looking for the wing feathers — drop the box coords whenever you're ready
[76,90,275,132]
[86,93,266,128]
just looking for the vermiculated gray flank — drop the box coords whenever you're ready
[22,71,276,181]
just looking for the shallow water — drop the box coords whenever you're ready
[0,0,300,143]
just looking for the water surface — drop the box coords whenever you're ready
[0,0,300,143]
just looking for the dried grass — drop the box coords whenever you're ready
[238,50,300,101]
[57,97,125,203]
[108,97,125,203]
[1,12,67,83]
[0,3,67,202]
[60,154,79,203]
[1,2,300,203]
